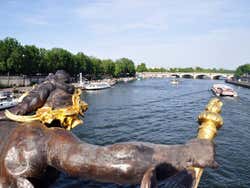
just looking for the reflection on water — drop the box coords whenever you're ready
[52,78,250,188]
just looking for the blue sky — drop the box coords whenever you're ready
[1,0,250,69]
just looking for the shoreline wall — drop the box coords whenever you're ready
[226,79,250,89]
[0,75,46,87]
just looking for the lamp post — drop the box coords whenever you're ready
[192,98,223,188]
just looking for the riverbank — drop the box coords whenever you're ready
[1,76,137,93]
[0,86,32,93]
[72,77,136,89]
[225,79,250,88]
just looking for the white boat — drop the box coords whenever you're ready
[75,73,89,89]
[211,84,238,97]
[136,77,142,81]
[0,92,18,110]
[85,82,111,90]
[170,78,180,85]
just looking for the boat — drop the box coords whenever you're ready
[108,80,117,86]
[74,73,89,89]
[136,77,142,81]
[85,82,111,90]
[211,84,238,97]
[0,91,18,110]
[170,78,180,85]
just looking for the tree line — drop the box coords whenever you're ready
[136,63,234,74]
[2,37,244,79]
[0,37,136,78]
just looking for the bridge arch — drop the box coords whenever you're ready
[181,74,194,79]
[170,74,180,78]
[195,74,211,79]
[212,74,225,80]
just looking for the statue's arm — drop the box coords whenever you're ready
[46,128,216,185]
[2,71,74,116]
[10,82,54,115]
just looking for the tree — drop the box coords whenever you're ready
[89,57,103,77]
[114,58,135,77]
[22,45,40,74]
[74,52,90,75]
[0,37,137,77]
[45,48,74,74]
[235,64,250,77]
[136,63,147,72]
[102,59,115,76]
[148,67,167,72]
[6,46,24,74]
[0,37,23,74]
[38,48,49,74]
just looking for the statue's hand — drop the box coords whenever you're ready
[185,138,218,169]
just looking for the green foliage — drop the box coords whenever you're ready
[136,63,147,72]
[148,67,167,72]
[235,64,250,77]
[114,58,135,77]
[74,52,92,75]
[102,59,115,76]
[44,48,75,74]
[0,37,24,74]
[1,37,235,78]
[22,45,41,74]
[0,37,136,78]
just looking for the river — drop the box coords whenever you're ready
[52,78,250,188]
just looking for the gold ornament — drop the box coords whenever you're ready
[192,98,223,188]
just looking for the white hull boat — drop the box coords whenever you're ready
[170,79,180,85]
[0,98,18,110]
[0,91,18,110]
[211,84,237,97]
[85,82,111,90]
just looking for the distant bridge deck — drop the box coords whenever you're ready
[137,72,234,80]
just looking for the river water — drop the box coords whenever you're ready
[53,78,250,188]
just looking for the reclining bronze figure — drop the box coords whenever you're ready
[0,70,221,188]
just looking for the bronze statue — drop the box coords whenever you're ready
[0,71,218,188]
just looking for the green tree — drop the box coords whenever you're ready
[45,48,74,74]
[136,63,147,72]
[235,64,250,77]
[114,58,135,77]
[38,48,49,74]
[74,52,91,75]
[0,37,138,78]
[102,59,115,76]
[6,46,24,74]
[0,37,23,74]
[22,45,41,74]
[148,67,167,72]
[89,57,103,76]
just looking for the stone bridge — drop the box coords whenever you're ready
[137,72,234,80]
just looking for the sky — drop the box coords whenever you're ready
[1,0,250,69]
